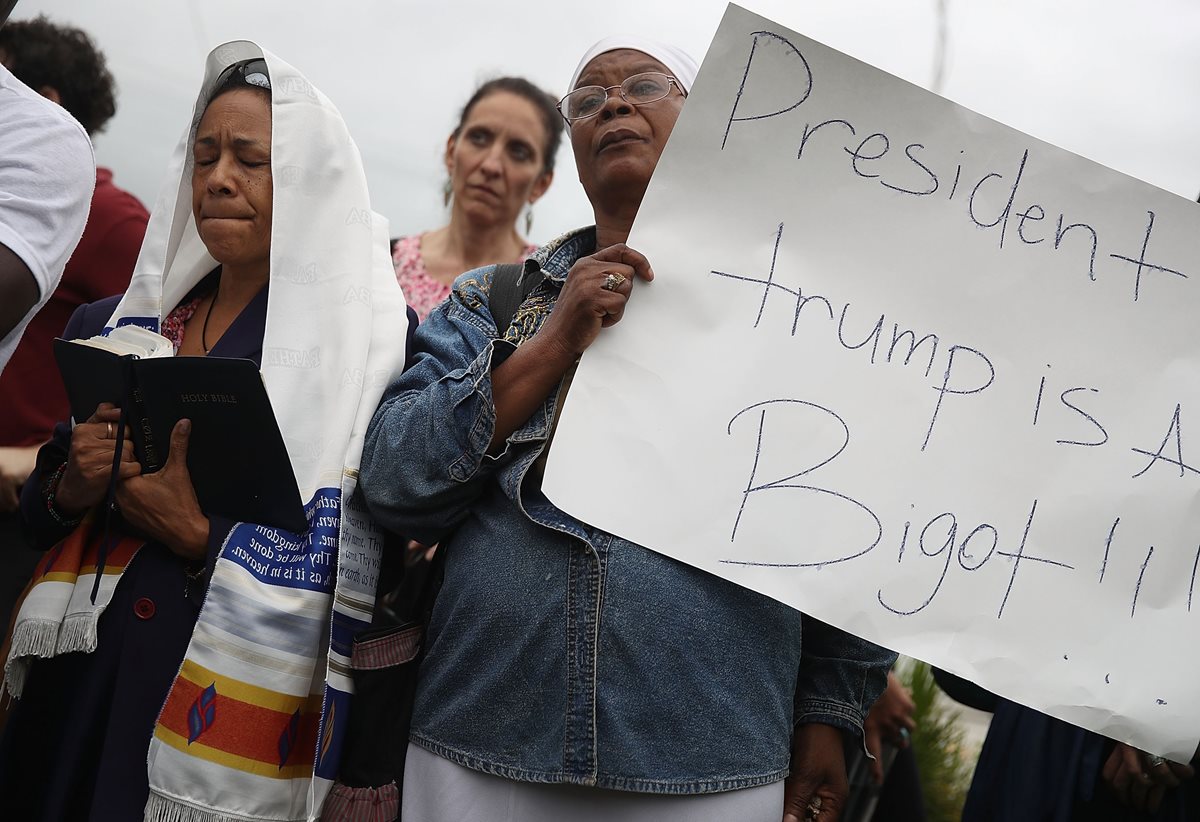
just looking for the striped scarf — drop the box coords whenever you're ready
[144,489,387,821]
[3,515,144,697]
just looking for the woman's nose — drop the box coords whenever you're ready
[207,156,237,194]
[597,91,633,121]
[480,145,504,177]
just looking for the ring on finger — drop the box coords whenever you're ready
[1144,754,1167,769]
[106,422,115,439]
[601,272,626,292]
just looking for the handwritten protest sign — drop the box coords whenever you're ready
[543,3,1200,758]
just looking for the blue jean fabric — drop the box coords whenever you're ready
[361,227,895,793]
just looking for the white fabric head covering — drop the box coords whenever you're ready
[106,40,407,496]
[568,35,699,94]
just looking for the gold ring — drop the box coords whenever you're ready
[106,422,115,439]
[601,272,626,292]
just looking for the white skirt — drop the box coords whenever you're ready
[401,743,785,822]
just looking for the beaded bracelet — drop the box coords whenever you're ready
[44,461,84,528]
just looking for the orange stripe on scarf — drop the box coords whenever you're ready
[33,519,144,582]
[158,675,322,770]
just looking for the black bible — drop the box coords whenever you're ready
[53,331,307,533]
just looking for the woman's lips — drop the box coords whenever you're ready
[466,184,501,201]
[598,129,643,152]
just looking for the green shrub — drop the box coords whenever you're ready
[898,660,977,822]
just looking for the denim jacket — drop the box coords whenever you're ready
[361,227,896,793]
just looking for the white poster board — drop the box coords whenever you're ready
[543,4,1200,759]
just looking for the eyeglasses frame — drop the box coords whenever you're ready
[557,72,685,124]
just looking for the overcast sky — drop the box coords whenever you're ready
[20,0,1200,244]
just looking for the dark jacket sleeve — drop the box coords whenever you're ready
[19,299,111,549]
[931,667,998,713]
[795,614,897,736]
[20,419,74,550]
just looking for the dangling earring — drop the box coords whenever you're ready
[524,204,534,235]
[442,179,453,208]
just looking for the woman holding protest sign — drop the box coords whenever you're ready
[361,35,895,821]
[0,45,407,821]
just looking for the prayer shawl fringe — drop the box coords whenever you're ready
[3,517,140,699]
[144,792,283,822]
[2,620,57,697]
[57,611,101,654]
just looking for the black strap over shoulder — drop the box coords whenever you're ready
[488,262,540,338]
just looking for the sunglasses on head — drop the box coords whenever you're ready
[214,58,271,91]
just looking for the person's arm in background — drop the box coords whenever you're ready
[0,241,41,511]
[862,670,917,784]
[0,62,94,361]
[0,243,38,339]
[0,3,26,333]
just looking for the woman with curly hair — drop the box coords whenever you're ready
[0,14,116,134]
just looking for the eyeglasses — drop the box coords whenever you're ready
[557,72,683,123]
[214,58,271,91]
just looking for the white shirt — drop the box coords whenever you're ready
[0,62,95,373]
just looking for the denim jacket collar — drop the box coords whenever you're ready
[528,226,597,285]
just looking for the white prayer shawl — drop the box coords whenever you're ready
[101,42,407,822]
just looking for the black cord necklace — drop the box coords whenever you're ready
[201,277,220,353]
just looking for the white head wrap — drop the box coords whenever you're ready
[107,40,406,497]
[568,35,699,94]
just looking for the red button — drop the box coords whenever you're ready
[134,597,156,620]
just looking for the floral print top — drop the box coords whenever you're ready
[392,233,536,322]
[160,294,205,351]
